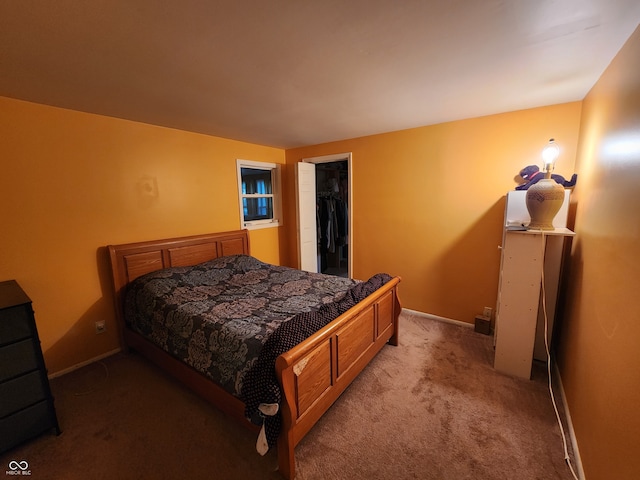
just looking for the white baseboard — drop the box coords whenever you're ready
[553,363,586,479]
[402,308,473,329]
[48,347,122,379]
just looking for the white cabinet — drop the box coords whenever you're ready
[494,191,574,379]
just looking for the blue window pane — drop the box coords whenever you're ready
[241,168,272,194]
[244,197,273,221]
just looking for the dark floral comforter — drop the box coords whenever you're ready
[124,254,358,397]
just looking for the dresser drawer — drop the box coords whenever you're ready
[0,339,39,382]
[0,304,34,345]
[0,400,55,453]
[0,370,48,418]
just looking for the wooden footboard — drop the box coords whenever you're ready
[276,277,401,479]
[107,230,401,480]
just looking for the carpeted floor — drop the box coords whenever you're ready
[1,312,576,479]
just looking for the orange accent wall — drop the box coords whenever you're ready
[558,25,640,480]
[284,103,582,323]
[0,97,284,375]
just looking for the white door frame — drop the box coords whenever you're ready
[301,152,353,278]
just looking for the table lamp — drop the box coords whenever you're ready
[526,139,565,230]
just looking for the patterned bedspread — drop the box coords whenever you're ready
[124,255,358,397]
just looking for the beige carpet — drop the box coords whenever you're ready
[1,312,576,479]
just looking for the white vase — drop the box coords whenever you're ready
[525,179,565,230]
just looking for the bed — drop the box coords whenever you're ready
[108,229,401,479]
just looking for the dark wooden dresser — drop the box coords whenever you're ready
[0,280,60,453]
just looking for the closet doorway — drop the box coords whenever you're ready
[296,153,352,278]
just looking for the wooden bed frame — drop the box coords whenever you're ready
[108,229,401,479]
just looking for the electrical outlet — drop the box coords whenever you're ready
[482,307,493,318]
[95,320,106,334]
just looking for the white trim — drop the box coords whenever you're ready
[402,308,474,329]
[240,219,281,230]
[553,363,586,479]
[301,152,353,277]
[237,158,277,169]
[302,153,351,164]
[47,347,121,379]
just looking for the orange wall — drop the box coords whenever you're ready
[558,26,640,480]
[284,103,582,323]
[0,97,285,376]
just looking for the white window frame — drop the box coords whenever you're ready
[236,159,282,230]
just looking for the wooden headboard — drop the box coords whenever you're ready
[107,229,250,331]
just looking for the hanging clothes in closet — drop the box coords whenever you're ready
[317,192,347,272]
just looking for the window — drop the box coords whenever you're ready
[236,159,282,230]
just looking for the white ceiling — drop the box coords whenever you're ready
[1,1,639,148]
